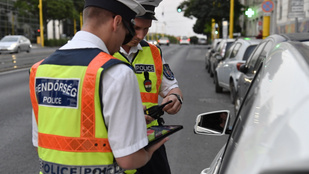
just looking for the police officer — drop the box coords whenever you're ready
[114,0,183,173]
[29,1,168,173]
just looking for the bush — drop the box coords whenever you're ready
[44,39,69,47]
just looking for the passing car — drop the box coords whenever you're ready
[209,39,235,77]
[0,35,32,54]
[214,38,261,103]
[147,40,158,46]
[194,41,309,174]
[157,37,169,46]
[179,36,190,45]
[235,33,309,114]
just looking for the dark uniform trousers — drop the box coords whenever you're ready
[136,145,171,174]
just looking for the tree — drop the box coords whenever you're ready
[177,0,244,39]
[14,0,84,39]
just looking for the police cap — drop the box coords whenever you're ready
[84,0,146,23]
[135,0,162,20]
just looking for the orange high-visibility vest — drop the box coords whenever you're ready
[29,48,128,173]
[114,41,163,128]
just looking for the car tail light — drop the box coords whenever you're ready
[236,62,244,70]
[188,38,190,42]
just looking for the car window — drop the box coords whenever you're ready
[243,45,257,61]
[253,41,273,72]
[246,41,268,74]
[230,43,241,58]
[1,37,18,42]
[182,36,188,40]
[222,42,234,57]
[224,43,235,59]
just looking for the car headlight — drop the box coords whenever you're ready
[9,43,17,49]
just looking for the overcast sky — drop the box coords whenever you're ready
[148,0,205,38]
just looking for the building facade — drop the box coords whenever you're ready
[243,0,309,37]
[0,0,39,42]
[0,0,77,43]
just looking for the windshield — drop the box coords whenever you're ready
[1,37,19,42]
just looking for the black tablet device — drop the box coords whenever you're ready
[147,125,183,147]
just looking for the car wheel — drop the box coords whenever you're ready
[214,74,223,93]
[210,66,214,77]
[16,47,21,53]
[229,80,236,104]
[27,46,31,53]
[234,94,241,116]
[207,61,211,73]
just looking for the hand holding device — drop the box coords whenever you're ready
[144,100,172,119]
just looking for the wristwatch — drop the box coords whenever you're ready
[169,93,183,104]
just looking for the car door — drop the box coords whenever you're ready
[237,41,268,101]
[20,36,27,51]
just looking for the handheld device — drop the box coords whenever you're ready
[144,100,172,119]
[147,125,183,147]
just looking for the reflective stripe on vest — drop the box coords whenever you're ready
[140,43,162,104]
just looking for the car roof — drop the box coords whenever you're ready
[266,33,309,43]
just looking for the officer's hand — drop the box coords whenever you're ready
[143,105,155,124]
[145,115,155,124]
[161,95,182,114]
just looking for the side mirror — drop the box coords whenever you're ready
[194,110,231,136]
[215,54,223,61]
[239,64,247,73]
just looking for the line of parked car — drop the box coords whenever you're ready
[196,33,309,174]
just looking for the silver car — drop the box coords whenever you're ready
[214,38,261,103]
[194,41,309,174]
[235,33,309,114]
[158,37,170,46]
[0,35,32,54]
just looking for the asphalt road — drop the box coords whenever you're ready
[0,44,234,173]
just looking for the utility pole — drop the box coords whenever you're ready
[80,12,83,29]
[229,0,234,38]
[38,0,44,47]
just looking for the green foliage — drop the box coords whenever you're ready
[14,0,84,24]
[177,0,245,37]
[190,36,198,44]
[44,38,69,47]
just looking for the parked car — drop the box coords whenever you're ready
[214,38,261,103]
[0,35,32,54]
[205,38,222,72]
[157,37,169,46]
[198,38,207,45]
[209,39,235,77]
[179,36,190,45]
[235,33,309,114]
[194,41,309,174]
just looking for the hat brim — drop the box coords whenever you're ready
[137,13,157,20]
